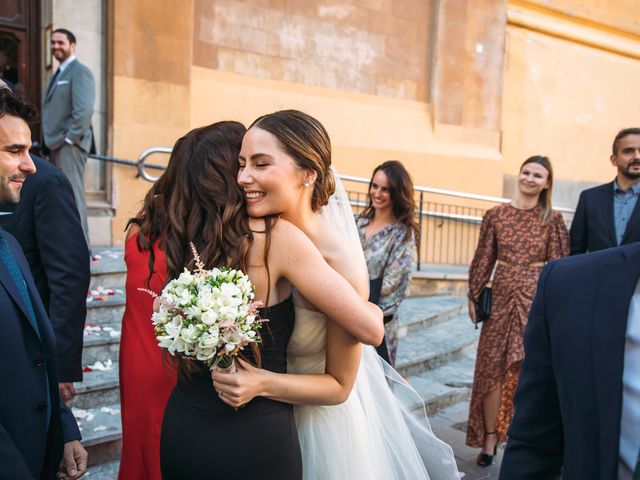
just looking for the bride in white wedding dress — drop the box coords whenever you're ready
[213,110,459,480]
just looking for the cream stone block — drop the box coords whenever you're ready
[501,24,640,184]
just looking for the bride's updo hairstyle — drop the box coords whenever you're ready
[249,109,335,212]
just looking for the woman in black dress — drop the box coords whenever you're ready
[154,122,383,479]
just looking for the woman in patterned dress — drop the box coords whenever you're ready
[466,155,569,466]
[356,161,418,366]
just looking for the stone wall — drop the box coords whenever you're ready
[193,0,433,102]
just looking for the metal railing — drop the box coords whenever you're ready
[340,174,575,267]
[90,148,576,267]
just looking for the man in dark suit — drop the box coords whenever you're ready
[42,28,95,249]
[570,128,640,254]
[499,243,640,479]
[0,155,90,403]
[0,85,86,478]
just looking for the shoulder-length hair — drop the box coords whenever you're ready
[360,160,419,244]
[520,155,554,226]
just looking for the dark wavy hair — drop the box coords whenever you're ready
[0,88,38,124]
[249,109,335,212]
[127,121,271,370]
[360,160,419,244]
[520,155,554,226]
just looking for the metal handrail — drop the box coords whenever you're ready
[340,173,575,214]
[89,147,575,214]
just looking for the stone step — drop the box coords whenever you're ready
[409,264,468,298]
[82,324,121,366]
[85,459,119,479]
[396,314,479,378]
[397,295,467,338]
[90,247,126,289]
[86,292,125,326]
[71,363,119,410]
[72,403,122,467]
[406,353,476,415]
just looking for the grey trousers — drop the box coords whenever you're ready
[51,144,90,250]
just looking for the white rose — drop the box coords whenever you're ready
[164,317,183,338]
[177,268,194,285]
[157,335,174,351]
[180,323,201,344]
[151,309,168,325]
[178,289,193,306]
[218,305,239,322]
[220,283,242,301]
[201,309,219,325]
[198,286,215,310]
[196,347,215,361]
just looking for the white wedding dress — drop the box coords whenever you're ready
[286,169,459,480]
[288,297,459,480]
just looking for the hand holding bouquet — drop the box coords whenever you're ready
[144,244,265,372]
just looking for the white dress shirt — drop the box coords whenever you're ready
[619,278,640,479]
[57,54,76,72]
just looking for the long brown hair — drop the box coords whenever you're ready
[360,160,419,244]
[520,155,554,226]
[249,109,335,212]
[128,121,269,371]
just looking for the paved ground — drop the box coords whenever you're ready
[431,401,502,479]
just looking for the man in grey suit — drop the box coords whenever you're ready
[42,28,95,249]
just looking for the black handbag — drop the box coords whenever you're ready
[473,287,492,328]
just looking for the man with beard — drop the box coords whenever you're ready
[570,128,640,254]
[0,88,87,478]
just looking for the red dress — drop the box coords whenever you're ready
[118,233,176,479]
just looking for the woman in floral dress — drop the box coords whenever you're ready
[466,156,569,466]
[356,161,418,366]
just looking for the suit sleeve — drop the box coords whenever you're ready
[59,398,81,443]
[0,422,34,478]
[34,174,90,381]
[499,263,564,480]
[569,192,587,255]
[66,66,95,147]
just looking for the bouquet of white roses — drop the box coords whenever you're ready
[145,244,264,372]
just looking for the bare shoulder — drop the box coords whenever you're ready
[312,218,368,292]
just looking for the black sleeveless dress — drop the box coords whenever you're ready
[160,296,302,479]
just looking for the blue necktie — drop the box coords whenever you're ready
[633,450,639,480]
[0,236,51,424]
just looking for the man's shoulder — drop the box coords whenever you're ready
[549,243,637,277]
[27,156,70,187]
[68,59,94,78]
[0,227,25,256]
[579,181,614,199]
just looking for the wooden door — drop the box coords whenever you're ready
[0,0,41,138]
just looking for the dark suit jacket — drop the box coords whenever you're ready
[570,181,640,254]
[0,157,89,381]
[499,243,640,480]
[0,228,81,479]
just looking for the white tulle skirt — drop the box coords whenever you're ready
[293,346,460,480]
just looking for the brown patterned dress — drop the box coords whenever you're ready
[465,204,569,447]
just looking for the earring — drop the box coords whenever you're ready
[304,179,310,187]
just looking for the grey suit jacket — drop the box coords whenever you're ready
[42,58,95,153]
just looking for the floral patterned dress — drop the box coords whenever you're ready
[466,204,569,447]
[356,215,416,366]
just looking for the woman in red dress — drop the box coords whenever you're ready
[118,193,176,479]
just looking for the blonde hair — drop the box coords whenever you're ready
[520,155,554,226]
